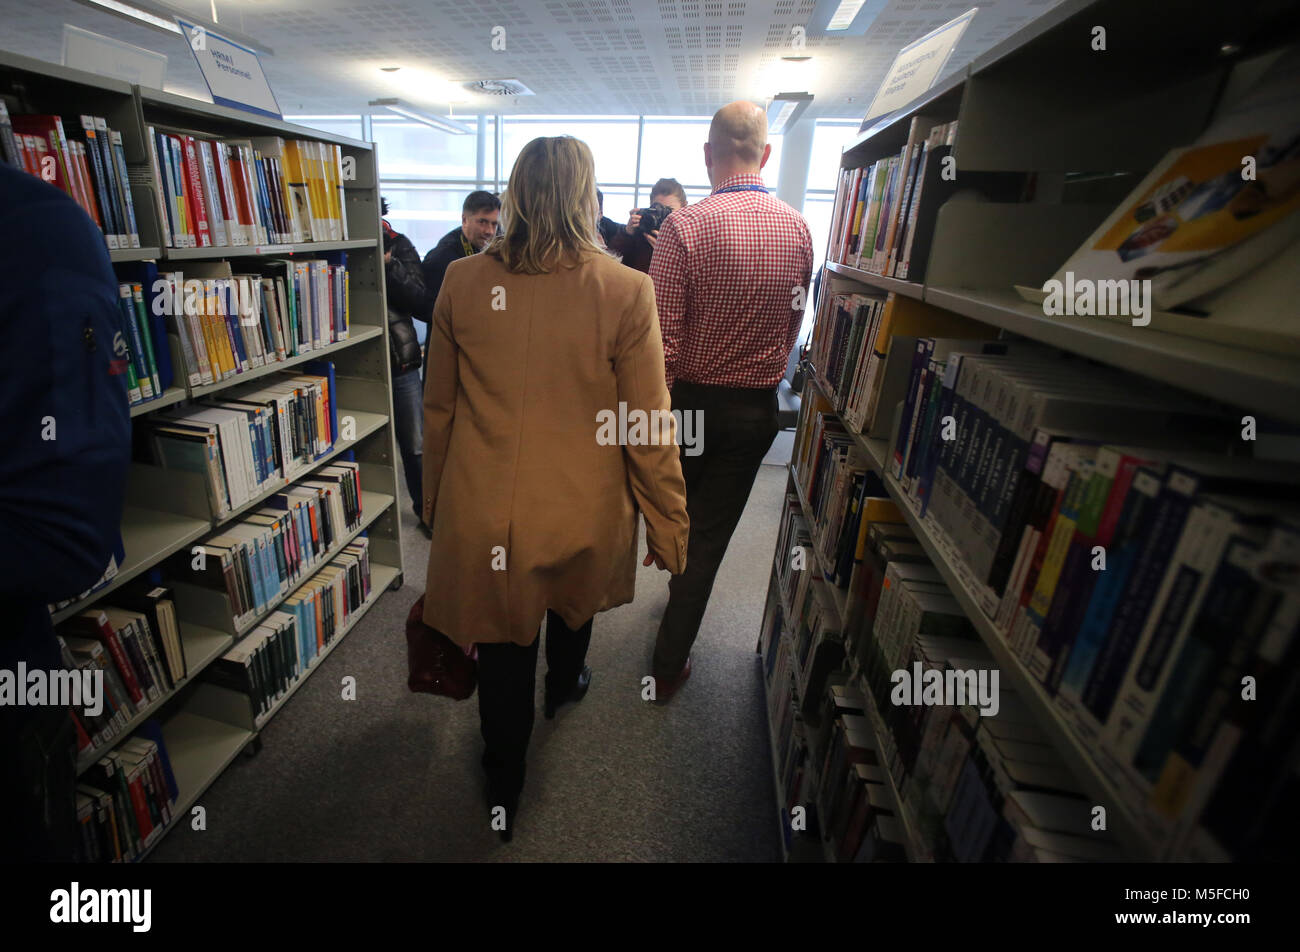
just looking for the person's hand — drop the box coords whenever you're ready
[645,229,659,249]
[625,209,640,235]
[384,249,393,264]
[643,550,667,570]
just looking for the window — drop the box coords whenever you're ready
[638,117,783,198]
[380,186,476,259]
[371,117,477,181]
[500,116,640,185]
[807,121,860,193]
[284,115,363,141]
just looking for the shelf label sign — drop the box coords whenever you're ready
[176,18,282,119]
[861,7,977,126]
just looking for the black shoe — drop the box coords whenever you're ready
[544,666,592,720]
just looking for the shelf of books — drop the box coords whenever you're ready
[762,0,1300,864]
[2,50,408,863]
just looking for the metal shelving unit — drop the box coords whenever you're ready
[776,0,1300,864]
[3,50,405,863]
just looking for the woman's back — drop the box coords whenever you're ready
[421,249,688,647]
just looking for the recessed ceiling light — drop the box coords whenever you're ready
[827,0,867,31]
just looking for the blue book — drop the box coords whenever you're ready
[137,720,179,803]
[302,359,339,457]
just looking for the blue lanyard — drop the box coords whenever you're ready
[713,183,769,194]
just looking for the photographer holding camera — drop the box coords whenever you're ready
[381,198,433,537]
[608,177,687,273]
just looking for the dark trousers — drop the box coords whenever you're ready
[476,610,593,793]
[391,366,423,517]
[652,381,779,682]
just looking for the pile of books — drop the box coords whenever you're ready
[113,281,172,407]
[168,461,364,630]
[887,336,1300,860]
[0,104,141,250]
[147,365,338,519]
[204,537,371,722]
[76,723,178,862]
[827,119,957,281]
[56,586,186,754]
[811,685,909,862]
[155,260,349,389]
[805,291,992,438]
[146,128,349,249]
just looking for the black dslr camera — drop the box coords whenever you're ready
[636,202,672,236]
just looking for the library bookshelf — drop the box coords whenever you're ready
[760,0,1300,863]
[2,49,405,860]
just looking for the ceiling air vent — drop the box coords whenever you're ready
[463,79,535,96]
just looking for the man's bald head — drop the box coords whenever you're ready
[708,101,768,168]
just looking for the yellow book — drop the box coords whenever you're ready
[197,282,223,378]
[854,497,902,562]
[327,143,346,240]
[307,141,330,242]
[283,140,315,242]
[1026,461,1093,623]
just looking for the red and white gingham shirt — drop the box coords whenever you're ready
[648,172,813,390]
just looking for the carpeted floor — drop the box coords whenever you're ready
[149,452,791,863]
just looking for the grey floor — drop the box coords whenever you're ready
[149,435,794,863]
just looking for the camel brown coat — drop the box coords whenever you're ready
[420,249,689,647]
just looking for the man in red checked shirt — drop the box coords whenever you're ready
[646,100,813,699]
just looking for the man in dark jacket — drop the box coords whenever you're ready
[419,190,500,380]
[0,162,132,860]
[596,189,622,250]
[382,199,432,536]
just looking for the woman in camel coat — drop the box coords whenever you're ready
[420,135,689,841]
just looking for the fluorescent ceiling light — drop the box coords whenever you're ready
[78,0,179,33]
[827,0,867,30]
[73,0,273,53]
[767,92,813,134]
[807,0,885,36]
[369,98,473,135]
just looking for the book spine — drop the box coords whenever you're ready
[106,127,139,247]
[131,284,162,397]
[1081,477,1198,725]
[146,127,173,248]
[79,117,118,246]
[182,136,212,246]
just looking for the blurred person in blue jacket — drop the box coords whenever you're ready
[0,161,132,861]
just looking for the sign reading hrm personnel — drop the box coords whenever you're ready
[176,18,282,119]
[861,7,978,126]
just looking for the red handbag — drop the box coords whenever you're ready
[405,594,478,699]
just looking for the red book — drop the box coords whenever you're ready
[207,140,239,241]
[70,142,103,228]
[16,135,38,175]
[70,711,92,753]
[126,766,154,841]
[11,115,71,191]
[225,144,255,241]
[182,135,212,247]
[66,609,146,707]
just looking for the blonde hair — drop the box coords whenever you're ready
[485,136,606,274]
